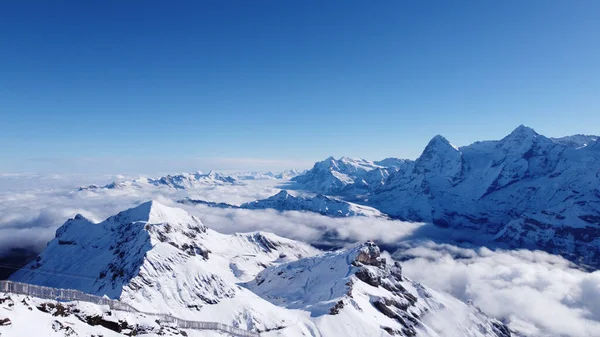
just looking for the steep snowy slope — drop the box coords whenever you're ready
[367,125,600,267]
[78,171,241,191]
[179,190,387,218]
[10,201,320,331]
[293,156,409,194]
[246,242,513,337]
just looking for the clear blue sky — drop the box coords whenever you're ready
[1,1,599,173]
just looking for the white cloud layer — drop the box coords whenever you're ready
[395,242,600,337]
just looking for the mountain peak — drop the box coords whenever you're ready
[111,200,194,225]
[421,134,460,155]
[273,190,292,199]
[504,124,538,139]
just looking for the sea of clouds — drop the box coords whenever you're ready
[1,173,599,337]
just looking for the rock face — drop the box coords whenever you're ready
[247,242,512,337]
[358,126,600,268]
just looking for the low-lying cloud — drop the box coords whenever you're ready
[395,242,600,337]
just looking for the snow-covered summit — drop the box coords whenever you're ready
[247,242,512,337]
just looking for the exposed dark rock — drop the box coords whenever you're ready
[0,318,11,326]
[37,302,71,317]
[329,300,345,315]
[355,268,381,287]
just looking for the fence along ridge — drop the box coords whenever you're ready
[0,280,259,337]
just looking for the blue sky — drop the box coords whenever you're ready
[1,1,599,173]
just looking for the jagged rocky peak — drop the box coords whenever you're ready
[351,241,386,267]
[273,190,292,198]
[418,135,461,162]
[505,124,538,139]
[415,134,464,179]
[248,241,511,337]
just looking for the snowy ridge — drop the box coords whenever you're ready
[246,242,512,337]
[179,190,388,218]
[241,190,387,218]
[78,170,242,191]
[230,169,303,180]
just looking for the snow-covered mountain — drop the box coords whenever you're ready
[10,201,319,331]
[230,169,303,180]
[6,202,519,336]
[292,156,410,194]
[247,242,512,337]
[365,125,600,268]
[179,190,387,218]
[240,190,387,218]
[78,171,241,191]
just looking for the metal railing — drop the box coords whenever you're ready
[0,280,259,337]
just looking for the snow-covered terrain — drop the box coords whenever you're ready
[5,201,518,337]
[79,170,242,191]
[229,169,303,181]
[292,156,410,194]
[9,201,320,331]
[246,242,512,337]
[0,292,230,337]
[180,190,387,218]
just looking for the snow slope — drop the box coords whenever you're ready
[0,293,226,337]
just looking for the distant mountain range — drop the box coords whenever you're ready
[78,169,304,192]
[293,126,600,268]
[78,171,243,191]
